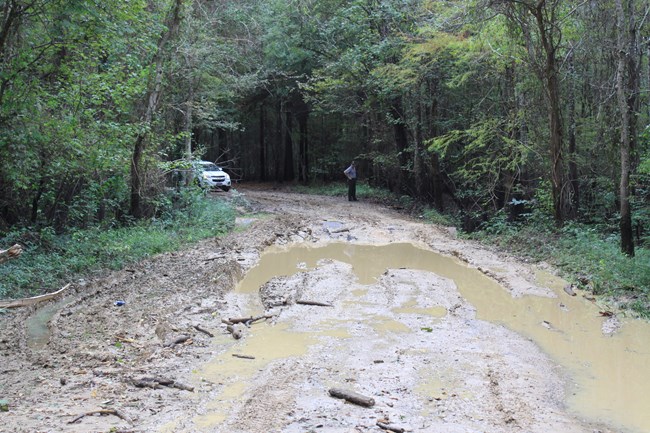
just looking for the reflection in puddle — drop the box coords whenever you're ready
[25,299,69,350]
[194,322,315,429]
[201,242,650,433]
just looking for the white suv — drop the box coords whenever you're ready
[195,161,231,192]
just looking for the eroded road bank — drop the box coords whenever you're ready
[1,185,649,433]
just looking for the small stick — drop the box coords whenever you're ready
[193,324,214,337]
[232,354,255,360]
[68,408,131,424]
[296,300,333,307]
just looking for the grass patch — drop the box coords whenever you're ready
[292,181,415,207]
[470,213,650,318]
[0,194,235,300]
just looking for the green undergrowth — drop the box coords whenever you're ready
[0,192,235,300]
[292,181,422,210]
[470,212,650,318]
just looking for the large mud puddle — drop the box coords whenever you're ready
[193,242,650,433]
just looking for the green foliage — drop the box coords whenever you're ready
[471,215,650,317]
[429,118,534,210]
[0,194,234,299]
[420,207,456,227]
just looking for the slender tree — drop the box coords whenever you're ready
[615,0,640,256]
[489,0,575,224]
[130,0,184,218]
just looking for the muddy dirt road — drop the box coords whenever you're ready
[1,185,646,433]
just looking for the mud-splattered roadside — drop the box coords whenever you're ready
[0,185,632,433]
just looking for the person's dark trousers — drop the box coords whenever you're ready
[348,178,357,201]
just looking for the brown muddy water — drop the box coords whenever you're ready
[209,241,650,433]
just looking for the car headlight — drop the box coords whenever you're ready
[202,173,209,179]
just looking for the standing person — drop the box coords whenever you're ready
[344,161,357,201]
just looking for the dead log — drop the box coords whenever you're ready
[328,388,375,407]
[0,283,70,309]
[193,324,214,337]
[296,300,333,307]
[68,408,131,424]
[0,244,22,264]
[376,422,405,433]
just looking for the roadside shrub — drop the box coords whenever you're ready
[0,194,234,299]
[420,206,456,226]
[471,214,650,317]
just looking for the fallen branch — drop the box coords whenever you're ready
[232,354,255,360]
[328,388,375,407]
[227,314,275,326]
[0,244,22,264]
[68,408,131,424]
[0,283,70,309]
[377,421,405,433]
[296,300,333,307]
[193,324,214,337]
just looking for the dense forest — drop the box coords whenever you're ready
[1,0,649,258]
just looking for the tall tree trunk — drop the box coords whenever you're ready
[0,0,21,62]
[129,0,183,219]
[184,78,194,160]
[431,152,444,211]
[259,103,266,181]
[283,108,295,181]
[414,89,424,198]
[297,108,309,183]
[567,49,579,219]
[615,0,635,256]
[391,98,409,194]
[534,5,571,225]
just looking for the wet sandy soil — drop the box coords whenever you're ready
[0,184,646,433]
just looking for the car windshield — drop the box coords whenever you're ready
[199,163,221,171]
